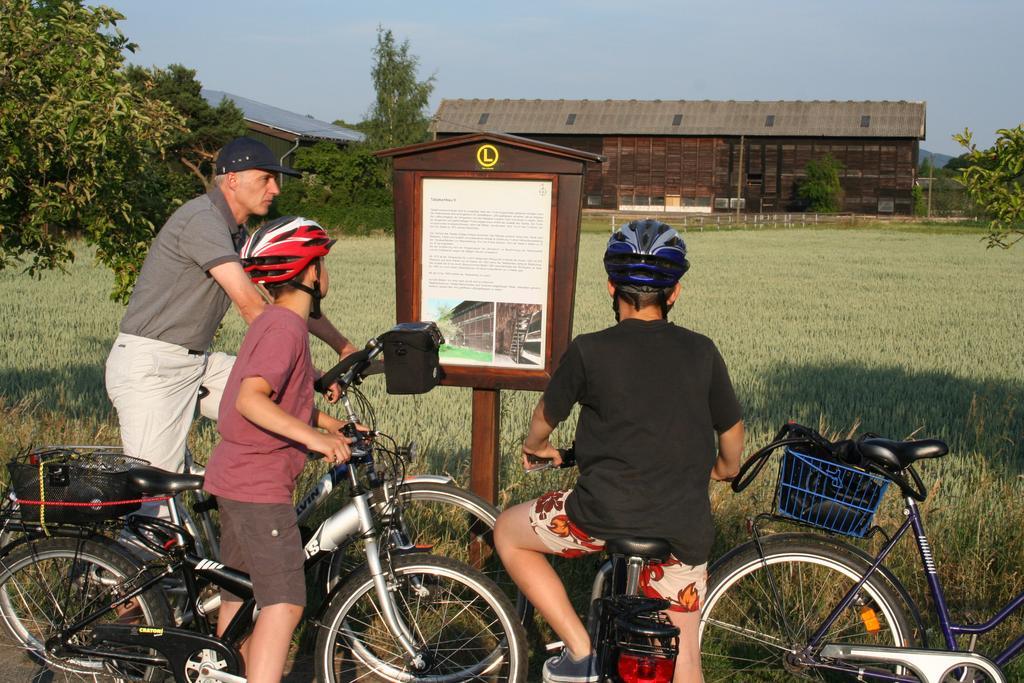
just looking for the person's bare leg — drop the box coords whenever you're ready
[216,599,243,637]
[666,609,703,683]
[494,501,591,658]
[244,602,304,683]
[216,599,251,666]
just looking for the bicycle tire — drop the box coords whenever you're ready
[700,535,913,682]
[315,553,528,683]
[326,481,526,615]
[0,536,170,682]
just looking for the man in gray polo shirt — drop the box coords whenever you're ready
[106,137,355,481]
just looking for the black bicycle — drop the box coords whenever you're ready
[0,406,527,682]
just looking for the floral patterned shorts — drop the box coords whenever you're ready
[528,489,707,613]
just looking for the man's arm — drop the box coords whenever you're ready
[209,261,266,325]
[711,419,745,481]
[308,315,358,357]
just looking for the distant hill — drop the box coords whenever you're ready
[920,148,954,168]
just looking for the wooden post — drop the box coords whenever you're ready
[470,388,501,504]
[736,134,745,217]
[927,159,934,218]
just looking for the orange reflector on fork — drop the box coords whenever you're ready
[860,605,881,633]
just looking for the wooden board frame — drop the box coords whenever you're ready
[380,133,605,392]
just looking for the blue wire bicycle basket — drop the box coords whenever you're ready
[774,447,890,537]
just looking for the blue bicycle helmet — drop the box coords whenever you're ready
[604,220,690,289]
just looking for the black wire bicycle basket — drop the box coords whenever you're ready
[7,447,149,523]
[774,446,890,537]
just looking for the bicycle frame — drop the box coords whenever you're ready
[759,495,1024,681]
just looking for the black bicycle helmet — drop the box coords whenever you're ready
[603,220,689,289]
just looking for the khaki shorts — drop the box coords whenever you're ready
[218,498,306,608]
[528,490,707,613]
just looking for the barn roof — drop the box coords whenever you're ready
[433,99,926,139]
[202,89,364,143]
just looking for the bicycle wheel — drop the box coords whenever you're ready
[0,536,170,682]
[315,553,528,682]
[328,481,524,613]
[700,535,913,682]
[397,483,514,593]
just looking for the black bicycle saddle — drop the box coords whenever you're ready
[127,466,205,495]
[858,438,948,471]
[605,538,671,562]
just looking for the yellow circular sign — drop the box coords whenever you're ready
[476,144,499,169]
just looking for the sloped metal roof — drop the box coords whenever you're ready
[433,99,926,139]
[202,89,364,143]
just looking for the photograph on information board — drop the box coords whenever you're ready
[420,177,551,368]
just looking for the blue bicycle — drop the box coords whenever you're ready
[699,422,1017,682]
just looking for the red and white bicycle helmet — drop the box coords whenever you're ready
[240,216,335,285]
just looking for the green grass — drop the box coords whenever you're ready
[439,344,493,362]
[1,229,1022,674]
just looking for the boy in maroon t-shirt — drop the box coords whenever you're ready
[203,216,353,683]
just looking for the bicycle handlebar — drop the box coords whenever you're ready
[731,422,931,502]
[314,339,384,394]
[525,445,577,472]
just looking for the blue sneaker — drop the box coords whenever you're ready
[542,650,598,683]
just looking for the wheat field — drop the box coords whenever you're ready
[2,227,1022,673]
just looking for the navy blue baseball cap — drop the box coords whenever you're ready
[215,137,301,177]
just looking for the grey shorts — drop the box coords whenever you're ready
[218,498,306,608]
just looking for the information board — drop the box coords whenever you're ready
[421,177,552,369]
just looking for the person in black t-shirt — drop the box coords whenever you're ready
[494,220,745,683]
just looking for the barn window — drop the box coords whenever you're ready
[672,114,683,126]
[861,115,871,128]
[478,113,490,125]
[565,113,577,125]
[765,115,775,127]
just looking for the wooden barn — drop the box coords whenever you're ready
[432,99,927,215]
[448,301,494,353]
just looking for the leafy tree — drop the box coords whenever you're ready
[798,155,844,212]
[333,118,372,136]
[364,26,436,149]
[954,125,1024,248]
[275,142,393,234]
[919,156,936,179]
[944,153,973,174]
[0,0,181,300]
[125,64,246,190]
[912,184,927,216]
[274,26,437,234]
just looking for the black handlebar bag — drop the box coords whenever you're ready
[381,322,445,394]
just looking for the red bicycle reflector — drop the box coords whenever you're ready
[617,653,675,683]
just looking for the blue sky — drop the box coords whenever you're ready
[111,0,1021,156]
